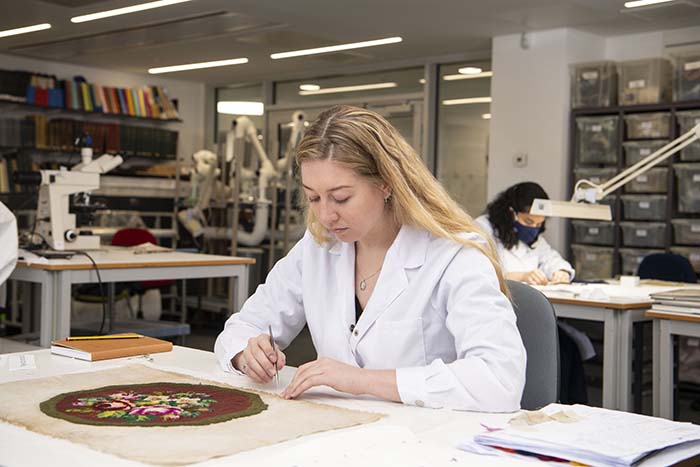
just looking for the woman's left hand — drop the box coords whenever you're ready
[281,357,363,399]
[551,270,571,283]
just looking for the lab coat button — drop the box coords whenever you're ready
[415,400,425,407]
[353,329,359,336]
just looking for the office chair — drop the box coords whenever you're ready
[507,280,560,410]
[637,253,697,284]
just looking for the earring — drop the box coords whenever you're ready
[384,194,392,205]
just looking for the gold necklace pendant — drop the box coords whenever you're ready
[360,279,367,291]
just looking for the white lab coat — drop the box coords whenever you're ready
[476,215,575,280]
[215,225,526,412]
[0,202,17,285]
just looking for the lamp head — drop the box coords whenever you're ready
[530,198,612,221]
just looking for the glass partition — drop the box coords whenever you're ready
[275,67,423,105]
[437,60,492,217]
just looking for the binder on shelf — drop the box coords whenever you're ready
[51,333,172,361]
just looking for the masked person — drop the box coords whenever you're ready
[477,182,589,404]
[215,105,526,411]
[475,182,574,285]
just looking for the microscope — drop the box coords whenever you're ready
[15,134,123,251]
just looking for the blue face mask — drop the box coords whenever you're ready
[514,220,540,246]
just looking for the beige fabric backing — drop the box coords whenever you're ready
[0,365,384,465]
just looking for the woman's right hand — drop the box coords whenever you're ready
[507,270,548,286]
[232,334,286,384]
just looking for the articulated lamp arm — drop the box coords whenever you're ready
[532,123,700,221]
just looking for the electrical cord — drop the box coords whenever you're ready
[73,251,107,335]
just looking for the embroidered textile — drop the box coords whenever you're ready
[40,382,267,427]
[0,365,383,465]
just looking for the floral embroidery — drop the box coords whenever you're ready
[40,383,267,427]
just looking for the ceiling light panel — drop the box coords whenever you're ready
[217,101,264,116]
[443,71,493,81]
[149,57,248,74]
[298,82,398,95]
[271,36,402,59]
[71,0,192,23]
[442,97,492,106]
[0,23,51,39]
[624,0,675,8]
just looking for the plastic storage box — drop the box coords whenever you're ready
[619,248,664,275]
[624,167,668,193]
[571,220,615,245]
[624,140,670,166]
[624,113,671,139]
[677,111,700,162]
[620,221,667,248]
[621,195,667,221]
[618,58,672,105]
[672,219,700,245]
[571,244,614,281]
[570,61,617,108]
[670,247,700,272]
[573,167,618,186]
[675,164,700,213]
[576,116,619,165]
[673,51,700,102]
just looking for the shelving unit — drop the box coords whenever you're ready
[0,94,184,242]
[568,99,700,280]
[0,99,182,123]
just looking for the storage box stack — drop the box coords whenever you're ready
[570,54,700,281]
[571,116,618,279]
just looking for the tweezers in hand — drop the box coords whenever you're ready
[268,325,280,389]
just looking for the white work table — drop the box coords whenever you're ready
[536,283,690,412]
[0,346,531,467]
[647,310,700,420]
[9,248,254,347]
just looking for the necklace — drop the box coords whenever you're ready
[359,266,382,291]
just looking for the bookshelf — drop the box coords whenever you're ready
[0,99,182,124]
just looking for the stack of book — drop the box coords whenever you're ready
[650,288,700,316]
[462,404,700,466]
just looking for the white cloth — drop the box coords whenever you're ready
[215,225,526,412]
[475,215,575,281]
[0,201,17,286]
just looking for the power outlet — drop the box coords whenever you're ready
[513,153,528,168]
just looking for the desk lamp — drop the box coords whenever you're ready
[531,123,700,220]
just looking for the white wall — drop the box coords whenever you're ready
[489,29,605,251]
[0,53,206,164]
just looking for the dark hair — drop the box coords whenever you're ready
[486,182,549,250]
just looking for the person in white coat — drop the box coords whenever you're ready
[215,105,526,411]
[476,182,590,404]
[475,182,574,285]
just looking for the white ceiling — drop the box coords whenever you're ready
[1,0,700,86]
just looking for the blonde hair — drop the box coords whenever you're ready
[295,105,509,295]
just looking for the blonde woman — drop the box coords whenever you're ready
[214,105,526,411]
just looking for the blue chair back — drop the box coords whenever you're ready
[637,253,697,284]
